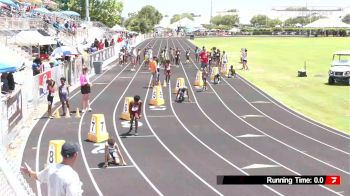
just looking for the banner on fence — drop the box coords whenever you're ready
[39,71,52,97]
[7,90,23,131]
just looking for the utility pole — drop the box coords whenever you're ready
[210,0,213,23]
[85,0,90,21]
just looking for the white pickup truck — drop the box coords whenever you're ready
[328,51,350,85]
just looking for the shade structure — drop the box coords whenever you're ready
[13,30,56,46]
[60,10,80,17]
[51,46,80,57]
[32,7,50,14]
[0,61,17,73]
[304,18,350,28]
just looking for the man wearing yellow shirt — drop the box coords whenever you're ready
[149,56,158,87]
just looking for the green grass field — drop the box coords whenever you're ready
[192,37,350,134]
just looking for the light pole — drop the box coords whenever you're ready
[85,0,90,21]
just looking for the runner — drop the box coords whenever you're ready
[221,50,228,72]
[46,79,56,118]
[214,72,221,84]
[194,46,200,62]
[199,47,209,70]
[185,48,190,64]
[104,138,126,167]
[59,77,70,116]
[136,48,141,65]
[228,65,236,78]
[156,57,161,83]
[164,59,171,84]
[175,48,180,66]
[131,47,137,71]
[128,95,142,136]
[202,67,208,91]
[169,47,174,64]
[149,56,158,87]
[176,86,190,103]
[241,48,248,70]
[216,48,221,67]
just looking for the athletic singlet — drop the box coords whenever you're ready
[131,104,139,112]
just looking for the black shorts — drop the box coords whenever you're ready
[243,60,247,63]
[81,84,91,94]
[47,95,54,105]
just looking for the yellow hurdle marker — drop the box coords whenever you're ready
[75,108,81,118]
[149,85,165,106]
[65,108,71,118]
[221,63,230,77]
[54,110,60,119]
[210,67,219,82]
[120,97,134,120]
[47,140,65,165]
[194,70,203,87]
[173,77,185,94]
[87,114,109,143]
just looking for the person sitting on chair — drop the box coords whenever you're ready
[176,86,190,103]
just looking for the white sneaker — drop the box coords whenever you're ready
[82,109,86,113]
[88,108,92,112]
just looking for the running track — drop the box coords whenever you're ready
[22,37,350,196]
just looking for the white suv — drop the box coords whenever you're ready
[328,51,350,85]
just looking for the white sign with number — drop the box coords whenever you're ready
[123,99,129,113]
[151,89,156,99]
[47,144,55,164]
[149,106,167,111]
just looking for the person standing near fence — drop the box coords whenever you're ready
[80,67,92,113]
[59,77,70,116]
[20,141,83,196]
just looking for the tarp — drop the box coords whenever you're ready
[304,18,350,28]
[0,62,17,73]
[32,7,50,14]
[0,0,18,8]
[14,30,56,46]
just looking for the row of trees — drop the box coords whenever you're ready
[124,6,162,33]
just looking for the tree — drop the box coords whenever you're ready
[250,15,270,27]
[124,5,162,33]
[284,15,322,27]
[63,0,123,27]
[343,14,350,24]
[211,15,239,27]
[170,13,194,24]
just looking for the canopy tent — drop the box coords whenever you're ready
[304,18,350,28]
[0,61,17,73]
[51,46,80,58]
[32,7,50,14]
[111,24,125,31]
[60,10,80,17]
[229,27,241,33]
[0,0,18,8]
[13,30,56,46]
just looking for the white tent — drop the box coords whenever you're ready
[168,18,198,29]
[304,18,350,28]
[13,31,56,46]
[229,27,241,33]
[111,24,125,31]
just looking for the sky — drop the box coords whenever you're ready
[121,0,349,18]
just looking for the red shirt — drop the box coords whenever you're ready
[199,51,208,63]
[98,42,104,50]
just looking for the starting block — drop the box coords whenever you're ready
[47,140,65,164]
[173,77,185,94]
[120,97,134,120]
[149,85,165,106]
[87,114,109,143]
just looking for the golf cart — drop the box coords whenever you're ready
[328,51,350,85]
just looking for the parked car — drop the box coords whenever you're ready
[328,51,350,85]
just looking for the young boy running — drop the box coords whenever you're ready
[128,95,142,136]
[59,77,70,116]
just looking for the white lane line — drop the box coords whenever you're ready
[112,39,164,196]
[241,164,280,170]
[220,78,350,155]
[238,76,350,139]
[147,115,175,118]
[94,83,109,85]
[34,48,131,196]
[90,165,135,170]
[171,38,283,196]
[241,114,265,118]
[120,135,155,138]
[144,76,223,196]
[251,101,271,104]
[178,38,344,196]
[237,134,266,138]
[118,77,133,79]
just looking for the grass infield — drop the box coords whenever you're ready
[192,37,350,134]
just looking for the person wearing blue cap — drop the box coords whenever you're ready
[20,141,83,196]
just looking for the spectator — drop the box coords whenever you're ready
[46,79,55,118]
[104,39,109,48]
[94,38,99,48]
[32,60,41,76]
[20,142,83,196]
[7,72,15,91]
[98,39,104,50]
[110,38,115,46]
[1,73,9,94]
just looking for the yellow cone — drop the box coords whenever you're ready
[75,108,81,118]
[149,85,165,106]
[54,110,60,118]
[65,108,71,118]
